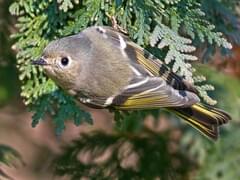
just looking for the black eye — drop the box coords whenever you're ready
[61,57,69,66]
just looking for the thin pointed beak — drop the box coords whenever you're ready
[32,58,48,66]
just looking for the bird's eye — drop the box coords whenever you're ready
[61,57,69,66]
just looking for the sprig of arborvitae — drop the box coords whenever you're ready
[9,0,234,132]
[54,130,195,179]
[150,24,197,82]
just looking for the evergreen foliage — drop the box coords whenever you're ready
[54,130,196,179]
[8,0,240,179]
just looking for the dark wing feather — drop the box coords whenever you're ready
[75,76,200,109]
[110,76,200,110]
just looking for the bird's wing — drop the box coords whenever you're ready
[76,75,199,109]
[94,26,197,93]
[79,26,199,109]
[104,76,200,110]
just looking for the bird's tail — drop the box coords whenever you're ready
[171,103,231,140]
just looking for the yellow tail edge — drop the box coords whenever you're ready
[171,103,231,141]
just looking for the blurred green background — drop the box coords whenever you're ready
[1,0,240,180]
[0,0,19,105]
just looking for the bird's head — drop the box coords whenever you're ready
[32,34,91,90]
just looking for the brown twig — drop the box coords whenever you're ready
[106,13,128,34]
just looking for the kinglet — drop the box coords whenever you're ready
[32,26,231,140]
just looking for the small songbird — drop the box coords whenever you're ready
[32,26,231,140]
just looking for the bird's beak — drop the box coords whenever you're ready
[32,58,48,66]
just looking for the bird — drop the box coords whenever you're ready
[32,26,231,140]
